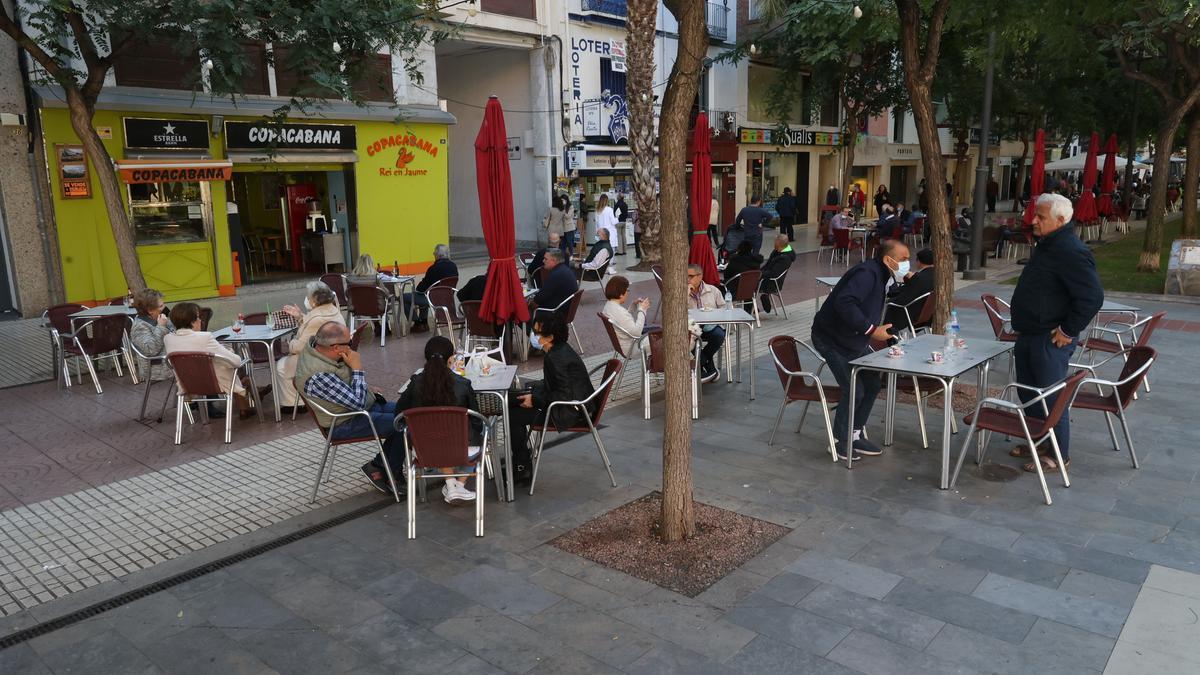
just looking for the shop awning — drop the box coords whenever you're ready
[227,151,359,165]
[115,159,233,183]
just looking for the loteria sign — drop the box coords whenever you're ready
[366,131,442,177]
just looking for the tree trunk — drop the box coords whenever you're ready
[65,88,146,293]
[1014,131,1029,210]
[896,0,953,331]
[657,0,706,543]
[1183,111,1200,238]
[1141,105,1194,271]
[841,106,860,200]
[626,0,660,270]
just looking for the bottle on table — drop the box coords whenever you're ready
[944,310,960,352]
[265,305,275,330]
[233,313,245,334]
[393,260,399,276]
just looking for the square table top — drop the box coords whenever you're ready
[688,307,756,325]
[815,276,843,287]
[849,333,1013,379]
[1101,300,1140,313]
[469,364,517,392]
[70,305,136,319]
[378,273,414,284]
[212,325,297,342]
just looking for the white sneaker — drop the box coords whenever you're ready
[442,480,476,505]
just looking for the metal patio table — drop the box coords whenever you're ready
[815,276,842,310]
[688,307,757,399]
[845,333,1014,488]
[212,324,297,422]
[468,364,519,502]
[378,273,416,336]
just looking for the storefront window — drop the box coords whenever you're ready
[747,151,799,215]
[129,181,209,245]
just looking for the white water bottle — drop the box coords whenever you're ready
[945,310,960,352]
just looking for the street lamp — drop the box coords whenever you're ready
[965,30,996,280]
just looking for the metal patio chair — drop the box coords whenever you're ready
[1068,346,1156,470]
[767,336,840,460]
[528,360,622,495]
[398,406,492,538]
[347,283,393,347]
[167,351,258,444]
[304,394,403,504]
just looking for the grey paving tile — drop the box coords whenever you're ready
[1040,505,1172,542]
[1103,638,1200,675]
[693,568,770,610]
[517,599,658,668]
[1142,564,1200,602]
[725,634,863,675]
[37,628,163,675]
[972,573,1128,638]
[441,653,507,675]
[268,574,390,632]
[884,578,1038,644]
[851,541,987,594]
[826,629,979,675]
[26,615,111,655]
[611,601,757,662]
[177,576,301,633]
[432,614,570,674]
[444,564,562,617]
[786,550,904,600]
[624,641,738,675]
[797,584,945,650]
[1058,569,1142,609]
[1009,534,1151,585]
[750,571,822,606]
[1111,585,1200,665]
[896,508,1020,549]
[360,570,491,627]
[136,626,275,675]
[926,623,1103,675]
[525,567,629,612]
[232,620,374,675]
[325,610,466,671]
[1087,532,1200,573]
[1030,618,1116,673]
[0,643,52,675]
[934,536,1070,588]
[723,596,851,657]
[104,590,209,646]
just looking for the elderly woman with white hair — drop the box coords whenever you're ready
[277,280,347,412]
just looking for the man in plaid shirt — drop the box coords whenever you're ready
[295,322,403,494]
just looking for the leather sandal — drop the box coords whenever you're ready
[1023,454,1069,473]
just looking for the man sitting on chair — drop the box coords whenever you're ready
[527,232,561,286]
[884,247,935,334]
[578,227,613,278]
[759,234,796,313]
[295,321,405,495]
[532,249,578,315]
[687,263,726,383]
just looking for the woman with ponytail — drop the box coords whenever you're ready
[390,335,481,504]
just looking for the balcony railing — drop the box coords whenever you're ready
[706,2,729,41]
[580,0,627,18]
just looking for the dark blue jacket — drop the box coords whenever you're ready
[1010,224,1104,337]
[534,263,578,312]
[775,194,796,218]
[416,258,458,293]
[734,205,773,229]
[812,258,890,356]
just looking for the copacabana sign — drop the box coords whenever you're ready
[366,132,441,177]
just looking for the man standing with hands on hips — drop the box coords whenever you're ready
[810,239,910,461]
[1009,193,1103,474]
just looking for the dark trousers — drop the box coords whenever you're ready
[507,399,540,471]
[561,230,578,257]
[810,332,882,445]
[778,216,795,243]
[707,225,720,248]
[634,231,643,258]
[700,326,725,372]
[759,279,781,312]
[987,195,997,212]
[334,401,404,471]
[402,293,430,323]
[744,227,764,255]
[1014,333,1077,459]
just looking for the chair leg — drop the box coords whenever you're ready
[950,419,981,488]
[797,401,812,432]
[768,398,788,445]
[407,468,417,539]
[174,395,185,445]
[139,377,154,420]
[376,440,403,504]
[310,438,334,503]
[380,317,387,347]
[475,464,485,537]
[1103,412,1120,452]
[529,428,548,495]
[570,322,584,354]
[224,392,234,443]
[818,400,839,461]
[83,354,102,394]
[643,370,652,420]
[1117,406,1140,469]
[1046,430,1070,488]
[915,391,930,449]
[157,380,175,424]
[585,414,617,487]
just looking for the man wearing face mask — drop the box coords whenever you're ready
[810,239,910,461]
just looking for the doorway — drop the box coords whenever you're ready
[231,169,346,282]
[0,188,17,316]
[889,165,912,206]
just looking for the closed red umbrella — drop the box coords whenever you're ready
[1097,133,1119,218]
[688,112,719,285]
[1074,131,1100,224]
[1022,128,1045,227]
[475,96,529,325]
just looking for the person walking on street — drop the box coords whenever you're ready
[810,239,910,461]
[733,194,772,255]
[708,193,721,248]
[544,194,576,258]
[873,185,891,219]
[595,194,620,250]
[775,187,797,243]
[614,193,630,255]
[849,184,866,218]
[1008,193,1103,474]
[986,177,999,212]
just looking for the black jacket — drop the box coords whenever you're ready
[416,258,458,293]
[775,193,796,218]
[884,266,934,332]
[527,247,550,283]
[760,247,796,289]
[457,274,488,304]
[812,258,890,356]
[615,199,629,222]
[395,370,482,442]
[1010,224,1104,337]
[723,251,763,294]
[734,205,772,229]
[534,263,578,312]
[533,342,596,431]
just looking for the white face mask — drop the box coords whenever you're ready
[303,296,313,311]
[890,258,910,282]
[529,332,542,351]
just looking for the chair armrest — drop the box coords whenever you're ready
[796,339,826,364]
[978,397,1023,411]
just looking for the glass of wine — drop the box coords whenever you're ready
[232,318,244,335]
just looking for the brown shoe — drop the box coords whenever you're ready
[412,322,429,333]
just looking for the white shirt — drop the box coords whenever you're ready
[601,299,646,355]
[581,245,612,272]
[596,206,620,243]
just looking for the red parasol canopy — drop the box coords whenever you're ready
[1097,133,1119,218]
[1074,131,1100,224]
[688,113,719,286]
[1022,128,1045,227]
[475,96,530,325]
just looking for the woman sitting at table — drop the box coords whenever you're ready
[345,253,380,286]
[379,335,481,504]
[509,314,595,485]
[129,288,174,381]
[600,275,650,356]
[276,280,346,414]
[163,302,255,419]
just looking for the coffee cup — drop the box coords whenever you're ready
[930,351,944,363]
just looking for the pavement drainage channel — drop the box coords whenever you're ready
[0,497,395,651]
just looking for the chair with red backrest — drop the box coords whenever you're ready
[427,285,466,349]
[596,311,646,393]
[303,393,403,504]
[1008,227,1035,260]
[981,294,1018,382]
[65,314,130,394]
[952,370,1087,505]
[758,266,791,319]
[1068,346,1156,470]
[528,359,622,495]
[885,292,933,340]
[397,406,491,537]
[768,336,841,460]
[348,322,370,351]
[816,229,837,263]
[44,303,88,389]
[167,351,256,444]
[833,228,864,266]
[347,283,393,347]
[1081,311,1164,394]
[725,269,762,326]
[641,329,698,420]
[460,300,507,364]
[533,289,585,354]
[906,217,925,249]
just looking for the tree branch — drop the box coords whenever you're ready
[0,3,68,84]
[63,7,107,104]
[1115,48,1175,105]
[920,0,951,82]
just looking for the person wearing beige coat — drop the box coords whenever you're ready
[276,281,347,409]
[163,302,254,418]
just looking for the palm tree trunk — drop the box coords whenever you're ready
[626,0,660,270]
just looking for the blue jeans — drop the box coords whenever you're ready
[1014,333,1077,459]
[561,230,578,257]
[810,332,882,448]
[744,226,763,254]
[402,293,430,323]
[330,401,405,470]
[700,325,725,373]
